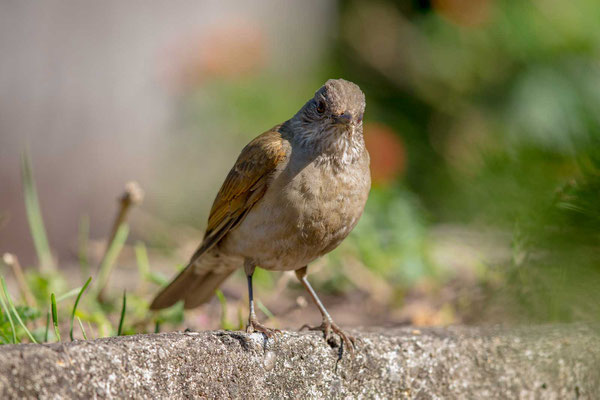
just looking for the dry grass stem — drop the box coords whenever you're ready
[2,253,36,308]
[97,182,144,301]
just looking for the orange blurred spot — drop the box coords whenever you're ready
[363,122,406,185]
[202,22,265,79]
[433,0,492,27]
[161,19,266,92]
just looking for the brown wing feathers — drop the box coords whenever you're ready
[150,127,286,310]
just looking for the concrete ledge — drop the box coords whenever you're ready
[0,325,598,399]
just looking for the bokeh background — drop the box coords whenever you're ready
[1,0,599,333]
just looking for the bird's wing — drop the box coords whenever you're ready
[188,125,287,264]
[149,125,287,310]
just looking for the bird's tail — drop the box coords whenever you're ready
[150,250,238,310]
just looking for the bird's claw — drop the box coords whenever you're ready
[246,315,281,338]
[300,319,356,353]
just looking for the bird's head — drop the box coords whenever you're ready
[291,79,366,159]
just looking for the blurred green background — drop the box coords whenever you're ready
[1,0,599,342]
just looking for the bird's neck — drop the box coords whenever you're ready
[283,119,366,168]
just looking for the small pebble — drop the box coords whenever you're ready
[263,351,276,371]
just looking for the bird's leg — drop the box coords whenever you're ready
[295,266,355,352]
[245,261,280,337]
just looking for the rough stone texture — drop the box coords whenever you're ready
[0,325,598,399]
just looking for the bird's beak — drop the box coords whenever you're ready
[335,112,353,125]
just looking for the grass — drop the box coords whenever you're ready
[76,317,88,340]
[70,277,92,341]
[0,151,185,345]
[96,223,130,298]
[51,293,60,342]
[1,277,37,343]
[0,281,17,344]
[21,152,54,271]
[78,216,90,277]
[117,291,126,336]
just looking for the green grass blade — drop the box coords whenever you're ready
[21,151,54,271]
[0,283,17,343]
[70,277,92,341]
[1,277,37,343]
[50,293,61,342]
[117,290,126,336]
[78,215,90,277]
[96,224,129,296]
[76,317,88,340]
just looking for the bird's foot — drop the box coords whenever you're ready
[300,319,356,353]
[246,314,281,338]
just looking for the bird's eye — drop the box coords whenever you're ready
[316,100,326,114]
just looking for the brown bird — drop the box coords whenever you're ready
[150,79,371,349]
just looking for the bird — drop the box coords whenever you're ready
[150,79,371,350]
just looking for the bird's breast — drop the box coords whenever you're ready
[287,160,369,250]
[221,150,371,270]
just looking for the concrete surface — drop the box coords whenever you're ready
[0,325,598,399]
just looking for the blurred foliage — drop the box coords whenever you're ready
[0,305,40,344]
[333,0,600,322]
